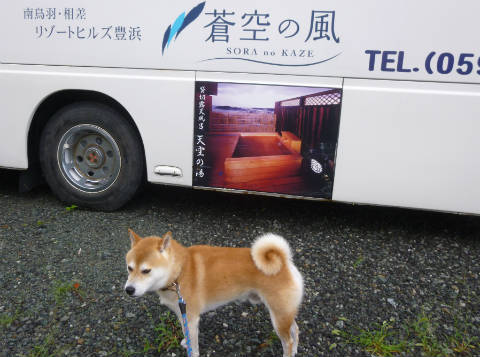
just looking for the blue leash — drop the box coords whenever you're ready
[174,283,192,357]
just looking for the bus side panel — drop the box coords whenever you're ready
[0,65,195,186]
[3,1,480,85]
[333,79,480,215]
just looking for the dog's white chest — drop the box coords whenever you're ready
[156,289,178,311]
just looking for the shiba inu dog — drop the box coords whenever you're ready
[124,229,303,357]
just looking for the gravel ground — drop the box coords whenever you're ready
[1,169,479,357]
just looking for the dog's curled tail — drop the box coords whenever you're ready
[251,233,292,275]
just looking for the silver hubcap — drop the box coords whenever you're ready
[57,124,121,192]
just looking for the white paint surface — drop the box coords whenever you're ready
[334,79,480,214]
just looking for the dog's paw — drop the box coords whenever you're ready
[181,338,199,356]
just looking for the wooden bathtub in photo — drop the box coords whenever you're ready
[224,132,303,188]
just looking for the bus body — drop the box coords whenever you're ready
[1,1,479,214]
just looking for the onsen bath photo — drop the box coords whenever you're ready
[193,82,342,199]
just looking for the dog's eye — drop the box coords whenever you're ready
[128,266,133,272]
[141,269,151,274]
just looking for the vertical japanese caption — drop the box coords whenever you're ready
[193,82,214,185]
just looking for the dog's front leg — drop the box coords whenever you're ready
[185,313,200,357]
[172,301,200,355]
[169,304,187,348]
[157,292,188,347]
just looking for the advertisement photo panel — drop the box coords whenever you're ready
[193,81,342,199]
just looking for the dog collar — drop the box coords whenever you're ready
[161,281,178,292]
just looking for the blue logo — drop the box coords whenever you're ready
[162,1,206,54]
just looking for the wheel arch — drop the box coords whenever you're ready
[28,89,146,171]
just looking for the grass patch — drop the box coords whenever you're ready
[65,204,78,212]
[143,308,182,353]
[408,313,449,356]
[334,320,406,356]
[52,281,74,305]
[334,313,479,356]
[51,280,84,306]
[28,331,57,357]
[0,308,21,328]
[446,318,478,355]
[353,256,365,269]
[259,330,280,349]
[26,329,71,357]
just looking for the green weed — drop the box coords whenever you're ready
[407,313,449,356]
[335,320,406,356]
[143,309,181,353]
[51,281,84,306]
[0,308,21,328]
[259,330,280,348]
[353,256,365,269]
[26,330,71,357]
[334,312,479,356]
[52,281,73,306]
[28,331,56,357]
[65,204,78,212]
[447,318,478,355]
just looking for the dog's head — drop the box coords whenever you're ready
[124,229,173,297]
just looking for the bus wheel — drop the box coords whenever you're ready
[39,102,144,211]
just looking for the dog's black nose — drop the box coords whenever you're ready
[125,286,135,296]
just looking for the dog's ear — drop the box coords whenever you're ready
[128,229,142,248]
[159,231,172,252]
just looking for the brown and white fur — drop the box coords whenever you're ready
[124,230,303,357]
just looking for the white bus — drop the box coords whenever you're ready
[1,1,479,214]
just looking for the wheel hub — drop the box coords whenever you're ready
[84,147,105,168]
[57,124,121,193]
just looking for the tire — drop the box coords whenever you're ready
[39,102,145,211]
